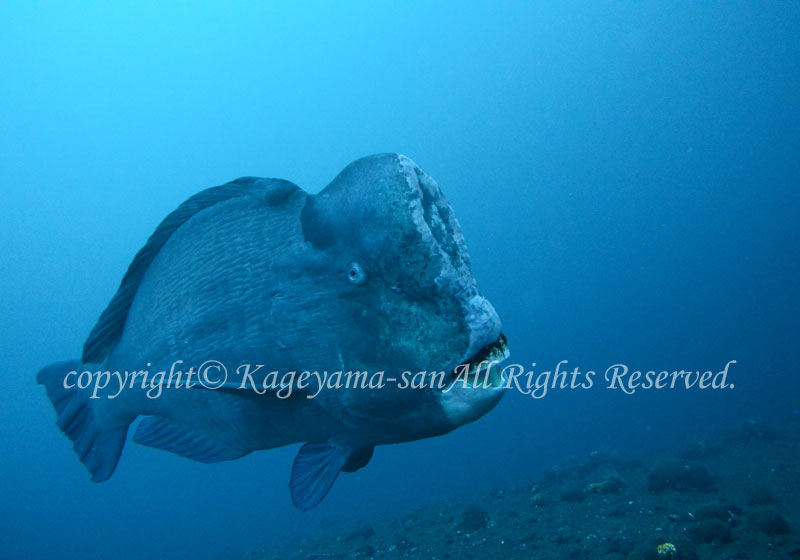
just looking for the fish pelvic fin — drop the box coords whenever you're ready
[289,442,374,511]
[37,360,130,482]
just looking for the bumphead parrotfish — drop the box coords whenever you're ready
[38,153,509,510]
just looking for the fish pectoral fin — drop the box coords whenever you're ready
[289,442,374,511]
[133,417,247,464]
[201,382,309,399]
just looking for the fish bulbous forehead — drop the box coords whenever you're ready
[301,153,477,298]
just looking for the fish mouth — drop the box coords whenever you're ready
[445,333,509,390]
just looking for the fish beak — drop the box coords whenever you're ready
[447,333,510,389]
[437,333,510,427]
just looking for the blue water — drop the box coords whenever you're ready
[1,3,798,559]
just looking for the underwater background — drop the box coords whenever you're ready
[1,2,798,559]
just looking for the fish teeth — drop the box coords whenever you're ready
[453,333,510,387]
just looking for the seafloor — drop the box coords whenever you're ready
[246,419,798,560]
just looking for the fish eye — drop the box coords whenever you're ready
[347,262,367,285]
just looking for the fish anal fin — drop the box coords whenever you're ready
[133,416,247,464]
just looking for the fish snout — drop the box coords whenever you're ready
[436,295,509,427]
[461,295,502,365]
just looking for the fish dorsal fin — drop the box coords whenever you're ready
[81,177,301,364]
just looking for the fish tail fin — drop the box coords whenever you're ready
[37,360,129,482]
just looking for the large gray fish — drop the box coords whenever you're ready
[38,153,509,510]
